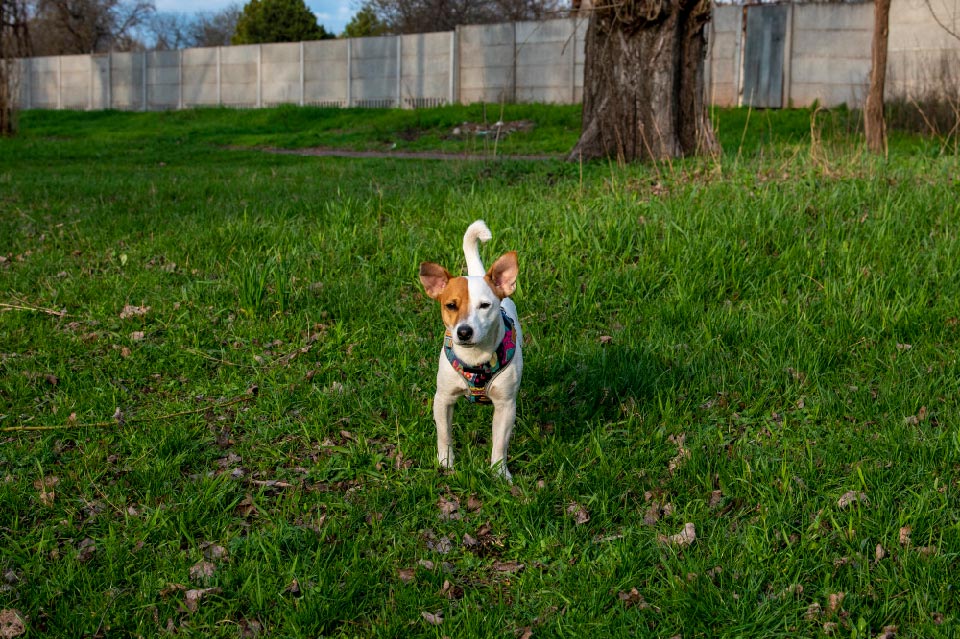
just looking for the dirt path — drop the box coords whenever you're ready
[259,147,560,161]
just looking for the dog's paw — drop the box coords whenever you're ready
[492,461,512,483]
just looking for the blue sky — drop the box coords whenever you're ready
[154,0,356,35]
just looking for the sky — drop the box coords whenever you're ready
[154,0,356,36]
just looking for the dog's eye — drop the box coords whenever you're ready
[479,302,492,309]
[444,302,458,311]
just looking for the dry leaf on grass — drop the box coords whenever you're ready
[421,611,443,626]
[658,523,697,547]
[439,580,464,600]
[566,501,590,525]
[617,587,654,610]
[899,526,912,547]
[492,561,525,573]
[33,476,58,507]
[397,568,416,584]
[826,592,845,616]
[76,538,96,562]
[437,495,460,521]
[119,304,150,319]
[184,587,222,612]
[875,544,886,561]
[200,542,228,560]
[0,610,25,639]
[189,561,216,583]
[837,491,869,509]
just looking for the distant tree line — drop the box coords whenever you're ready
[11,0,568,57]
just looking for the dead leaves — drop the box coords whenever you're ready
[184,587,222,612]
[566,501,590,525]
[617,587,657,611]
[657,522,697,548]
[836,491,869,509]
[0,610,25,639]
[33,475,58,506]
[119,304,150,320]
[421,610,444,626]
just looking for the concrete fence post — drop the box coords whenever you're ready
[299,41,305,106]
[783,3,794,108]
[142,51,148,111]
[25,58,32,110]
[512,22,518,102]
[570,19,577,104]
[217,47,222,106]
[57,56,62,110]
[178,50,183,110]
[449,28,458,105]
[396,36,402,108]
[346,38,352,108]
[107,52,113,109]
[89,56,94,110]
[257,44,263,108]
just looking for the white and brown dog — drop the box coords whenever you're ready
[419,220,522,481]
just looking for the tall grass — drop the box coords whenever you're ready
[0,105,957,637]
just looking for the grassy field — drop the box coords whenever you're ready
[1,104,958,638]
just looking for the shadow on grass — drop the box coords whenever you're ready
[523,343,666,440]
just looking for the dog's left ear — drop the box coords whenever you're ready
[419,262,452,300]
[486,251,518,298]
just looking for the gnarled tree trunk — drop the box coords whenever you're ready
[568,0,719,163]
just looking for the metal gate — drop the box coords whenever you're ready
[741,4,788,108]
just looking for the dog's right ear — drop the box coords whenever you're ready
[419,262,451,300]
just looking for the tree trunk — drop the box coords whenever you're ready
[568,0,719,163]
[0,0,31,136]
[865,0,890,155]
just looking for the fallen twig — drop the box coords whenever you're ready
[1,393,255,433]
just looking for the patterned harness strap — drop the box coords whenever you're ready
[444,311,517,404]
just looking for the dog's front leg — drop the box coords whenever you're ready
[433,392,457,469]
[490,398,516,482]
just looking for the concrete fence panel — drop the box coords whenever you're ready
[181,47,219,107]
[789,2,871,107]
[147,50,180,109]
[459,22,516,104]
[304,39,348,107]
[220,45,259,107]
[262,42,301,106]
[11,4,960,113]
[400,32,452,108]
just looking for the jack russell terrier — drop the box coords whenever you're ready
[419,220,523,481]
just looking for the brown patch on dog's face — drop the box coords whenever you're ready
[436,277,470,329]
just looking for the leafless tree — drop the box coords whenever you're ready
[358,0,564,34]
[568,0,718,163]
[1,0,29,135]
[147,11,192,50]
[189,4,240,47]
[28,0,155,55]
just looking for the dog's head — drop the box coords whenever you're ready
[419,252,517,347]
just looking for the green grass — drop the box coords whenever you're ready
[1,104,959,637]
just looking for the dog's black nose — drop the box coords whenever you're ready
[456,325,473,341]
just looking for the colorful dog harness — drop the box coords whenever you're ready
[444,310,518,404]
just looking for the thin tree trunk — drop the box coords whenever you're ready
[0,0,31,136]
[568,0,718,163]
[865,0,890,155]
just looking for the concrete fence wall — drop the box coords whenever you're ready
[13,0,960,112]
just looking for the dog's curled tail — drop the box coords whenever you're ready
[463,220,492,277]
